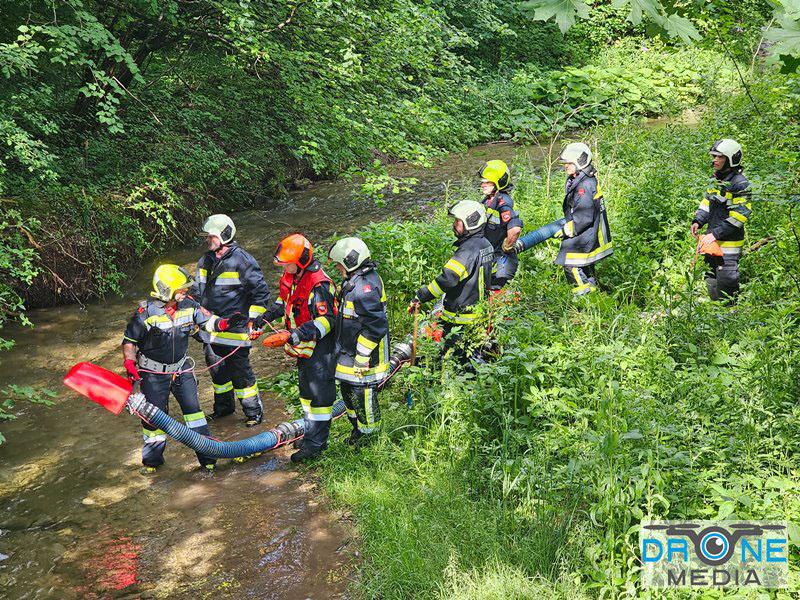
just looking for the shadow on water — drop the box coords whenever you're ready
[0,142,531,599]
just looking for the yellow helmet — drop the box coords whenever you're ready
[477,160,510,191]
[151,264,194,302]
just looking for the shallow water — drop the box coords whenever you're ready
[0,142,532,598]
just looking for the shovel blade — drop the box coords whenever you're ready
[64,362,131,415]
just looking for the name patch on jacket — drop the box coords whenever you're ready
[363,284,372,293]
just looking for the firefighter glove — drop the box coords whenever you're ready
[124,359,141,382]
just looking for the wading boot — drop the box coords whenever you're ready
[345,427,363,446]
[292,438,304,449]
[245,412,263,427]
[208,390,236,421]
[208,407,234,420]
[290,445,322,463]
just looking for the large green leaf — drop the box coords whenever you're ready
[664,14,701,44]
[519,0,590,33]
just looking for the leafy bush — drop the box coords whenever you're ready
[298,69,800,598]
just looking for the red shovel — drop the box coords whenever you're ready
[63,362,132,415]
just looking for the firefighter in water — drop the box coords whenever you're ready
[409,200,494,359]
[554,142,613,295]
[122,264,247,474]
[190,214,271,427]
[477,160,523,289]
[691,139,751,303]
[261,234,337,462]
[328,237,390,445]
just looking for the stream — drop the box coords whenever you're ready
[0,142,530,599]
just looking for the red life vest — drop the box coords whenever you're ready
[278,267,335,358]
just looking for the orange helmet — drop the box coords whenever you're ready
[274,234,313,269]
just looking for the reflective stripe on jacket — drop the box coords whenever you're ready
[693,169,751,256]
[334,263,390,384]
[190,243,271,347]
[416,232,494,324]
[276,262,336,358]
[482,190,523,251]
[123,298,214,364]
[555,168,613,267]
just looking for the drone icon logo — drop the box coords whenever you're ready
[640,520,789,588]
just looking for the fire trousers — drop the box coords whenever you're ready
[204,343,262,418]
[139,370,215,467]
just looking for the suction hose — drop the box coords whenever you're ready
[515,218,566,253]
[127,392,347,459]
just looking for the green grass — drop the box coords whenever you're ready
[271,70,800,598]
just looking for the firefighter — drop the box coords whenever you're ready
[260,234,337,462]
[691,139,751,303]
[554,142,613,295]
[328,237,390,445]
[477,160,523,289]
[409,200,494,359]
[190,214,271,426]
[122,264,247,474]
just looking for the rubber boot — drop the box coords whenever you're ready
[345,417,362,445]
[245,412,263,427]
[705,277,719,301]
[291,444,322,463]
[209,391,235,420]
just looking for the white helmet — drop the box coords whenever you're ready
[559,142,592,170]
[329,237,371,272]
[201,214,236,244]
[710,138,742,168]
[448,200,487,234]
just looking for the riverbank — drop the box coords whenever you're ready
[287,78,800,597]
[2,42,727,323]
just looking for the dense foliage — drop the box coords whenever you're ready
[276,71,800,597]
[0,0,770,333]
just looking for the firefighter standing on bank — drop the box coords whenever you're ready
[409,201,494,359]
[477,160,524,289]
[191,214,271,426]
[261,234,338,462]
[122,264,247,474]
[691,139,751,303]
[328,237,390,444]
[554,142,613,295]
